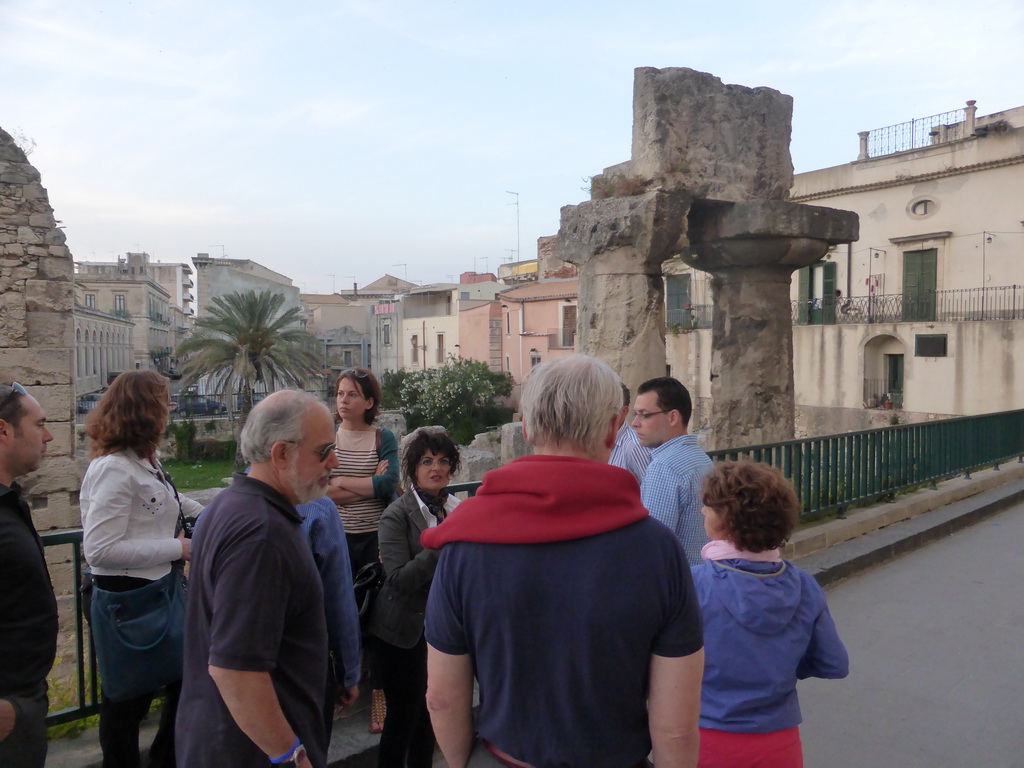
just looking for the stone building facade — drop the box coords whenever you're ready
[76,252,176,373]
[0,127,79,531]
[73,302,134,394]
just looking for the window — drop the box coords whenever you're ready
[436,334,445,364]
[411,335,419,363]
[530,349,541,368]
[343,350,353,366]
[460,291,470,300]
[506,311,511,336]
[908,197,938,218]
[915,334,947,357]
[382,322,391,346]
[114,294,126,312]
[85,294,96,308]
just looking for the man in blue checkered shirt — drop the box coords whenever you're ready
[634,377,713,565]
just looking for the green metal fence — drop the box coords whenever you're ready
[41,530,100,727]
[709,409,1024,520]
[40,409,1024,727]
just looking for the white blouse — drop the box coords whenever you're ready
[411,488,460,529]
[80,451,204,581]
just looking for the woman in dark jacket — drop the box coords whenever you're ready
[368,428,460,768]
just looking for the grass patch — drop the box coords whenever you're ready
[162,458,234,491]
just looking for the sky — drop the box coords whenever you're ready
[5,0,1023,293]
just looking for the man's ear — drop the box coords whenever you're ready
[521,421,530,445]
[269,440,290,468]
[603,415,619,451]
[667,409,684,429]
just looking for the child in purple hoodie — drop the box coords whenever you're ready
[691,461,849,768]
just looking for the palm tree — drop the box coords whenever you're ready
[176,290,320,468]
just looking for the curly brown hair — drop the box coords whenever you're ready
[86,371,170,460]
[335,368,381,425]
[702,460,799,552]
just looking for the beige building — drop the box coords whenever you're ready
[73,300,134,394]
[499,279,579,404]
[192,252,303,325]
[398,282,504,372]
[76,253,177,374]
[667,99,1024,436]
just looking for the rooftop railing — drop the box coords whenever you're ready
[864,107,967,158]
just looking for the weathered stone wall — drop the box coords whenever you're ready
[1,126,81,697]
[0,127,78,529]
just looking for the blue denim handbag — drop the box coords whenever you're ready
[90,567,186,702]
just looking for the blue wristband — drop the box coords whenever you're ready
[269,737,301,764]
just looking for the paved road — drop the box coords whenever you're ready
[798,501,1024,767]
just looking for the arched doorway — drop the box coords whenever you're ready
[863,334,905,409]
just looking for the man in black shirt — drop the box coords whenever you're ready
[0,382,57,768]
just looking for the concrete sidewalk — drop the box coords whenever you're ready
[45,463,1024,768]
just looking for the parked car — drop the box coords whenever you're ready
[77,392,103,414]
[175,396,228,415]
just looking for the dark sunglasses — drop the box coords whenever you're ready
[0,382,28,414]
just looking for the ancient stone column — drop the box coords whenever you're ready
[683,200,858,449]
[555,190,690,394]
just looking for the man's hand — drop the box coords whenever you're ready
[336,685,359,716]
[0,698,16,742]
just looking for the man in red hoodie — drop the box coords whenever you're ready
[423,354,704,768]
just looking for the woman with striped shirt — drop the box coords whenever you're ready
[326,368,399,733]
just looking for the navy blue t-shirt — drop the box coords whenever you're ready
[426,517,703,768]
[177,474,329,768]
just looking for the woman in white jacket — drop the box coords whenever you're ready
[81,371,202,768]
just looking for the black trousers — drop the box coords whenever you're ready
[98,680,179,768]
[376,635,435,768]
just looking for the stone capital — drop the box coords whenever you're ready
[555,189,692,273]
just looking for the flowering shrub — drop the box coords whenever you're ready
[382,358,513,443]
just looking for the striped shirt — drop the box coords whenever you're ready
[332,429,387,535]
[609,422,652,485]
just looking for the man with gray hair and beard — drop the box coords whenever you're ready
[176,390,338,768]
[423,355,705,768]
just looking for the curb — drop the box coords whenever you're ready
[796,474,1024,587]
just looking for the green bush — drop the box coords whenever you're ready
[386,358,514,444]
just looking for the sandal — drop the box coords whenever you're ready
[369,688,386,734]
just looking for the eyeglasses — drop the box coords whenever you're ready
[418,457,452,469]
[285,440,336,463]
[633,409,669,421]
[0,382,27,415]
[339,369,369,380]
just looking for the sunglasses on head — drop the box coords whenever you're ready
[0,382,27,415]
[340,369,368,380]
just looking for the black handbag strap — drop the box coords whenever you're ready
[155,460,188,535]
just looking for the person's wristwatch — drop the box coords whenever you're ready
[270,741,306,766]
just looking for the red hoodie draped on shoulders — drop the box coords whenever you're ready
[420,454,649,549]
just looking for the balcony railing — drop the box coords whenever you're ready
[791,286,1024,326]
[862,379,903,410]
[548,327,576,349]
[667,304,713,331]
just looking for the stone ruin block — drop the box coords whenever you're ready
[628,67,794,202]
